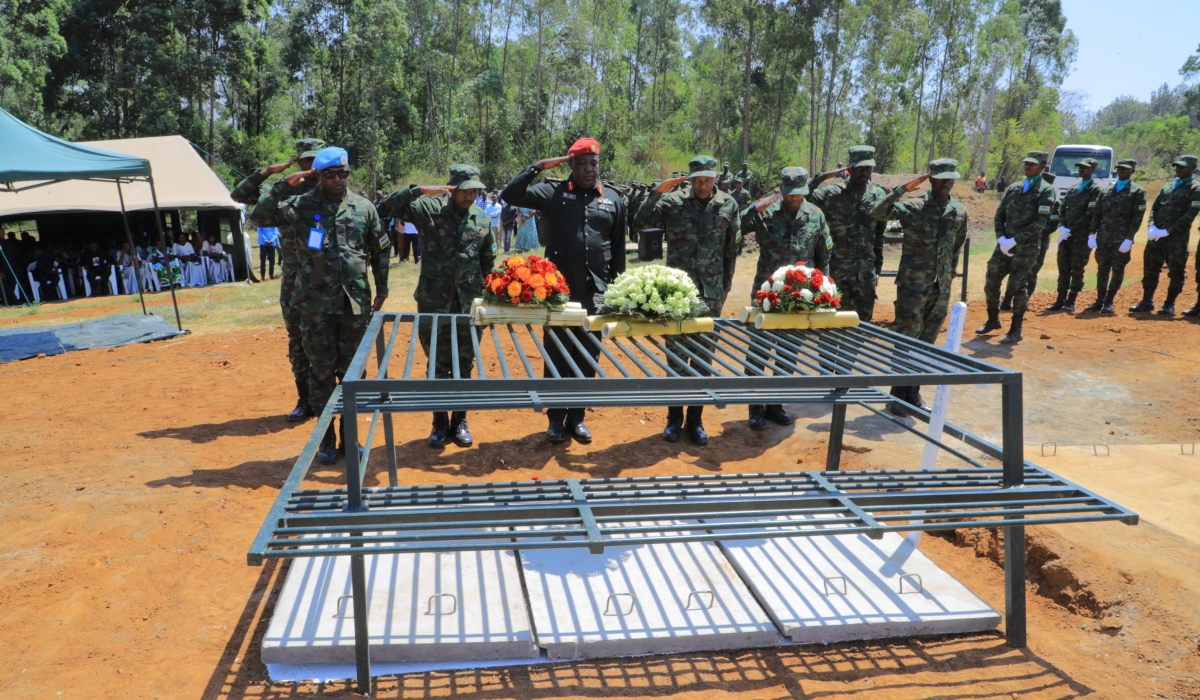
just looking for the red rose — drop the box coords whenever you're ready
[831,296,840,307]
[811,270,824,286]
[792,291,801,300]
[521,289,534,303]
[500,274,512,286]
[782,284,793,294]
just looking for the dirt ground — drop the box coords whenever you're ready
[2,284,1199,699]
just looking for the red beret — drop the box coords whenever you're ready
[567,137,601,158]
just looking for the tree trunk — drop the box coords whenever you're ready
[535,0,544,158]
[766,49,793,179]
[741,13,755,165]
[912,40,928,174]
[927,0,956,163]
[820,2,841,171]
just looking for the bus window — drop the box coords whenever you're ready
[1050,150,1111,179]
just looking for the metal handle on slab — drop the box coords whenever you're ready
[1183,442,1195,456]
[1041,442,1057,457]
[1093,444,1109,457]
[686,590,715,610]
[334,595,353,618]
[899,573,923,594]
[604,592,636,616]
[427,593,457,615]
[822,576,847,596]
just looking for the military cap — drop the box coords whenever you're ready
[295,138,326,160]
[848,145,876,168]
[1171,155,1198,168]
[1022,150,1049,165]
[687,155,719,178]
[722,161,730,167]
[733,177,744,185]
[312,147,348,171]
[779,166,811,195]
[448,164,486,190]
[928,158,960,179]
[1115,159,1137,170]
[1076,158,1098,169]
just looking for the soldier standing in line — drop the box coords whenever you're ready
[382,165,493,448]
[231,138,326,423]
[1130,155,1200,315]
[277,147,389,464]
[871,160,969,413]
[808,146,888,323]
[1047,159,1103,312]
[502,138,627,444]
[717,162,733,187]
[976,150,1056,343]
[635,155,739,445]
[1083,159,1146,314]
[1002,171,1059,309]
[736,161,756,195]
[741,167,831,430]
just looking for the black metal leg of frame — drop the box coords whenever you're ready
[1001,377,1026,647]
[351,553,372,694]
[374,329,398,487]
[826,403,847,471]
[344,385,365,511]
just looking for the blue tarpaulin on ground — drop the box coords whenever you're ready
[0,315,186,363]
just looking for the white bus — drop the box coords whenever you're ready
[1049,144,1114,198]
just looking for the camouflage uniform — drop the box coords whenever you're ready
[808,146,888,322]
[1005,176,1059,302]
[1054,171,1103,299]
[872,160,969,343]
[277,157,389,416]
[985,152,1056,318]
[1089,167,1146,307]
[1140,159,1200,308]
[230,139,324,404]
[741,179,831,297]
[736,166,756,195]
[717,163,734,187]
[380,166,495,381]
[730,183,752,211]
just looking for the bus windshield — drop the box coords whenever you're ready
[1050,149,1112,179]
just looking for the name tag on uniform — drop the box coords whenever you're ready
[379,232,391,248]
[562,192,577,200]
[1038,205,1050,214]
[307,226,325,250]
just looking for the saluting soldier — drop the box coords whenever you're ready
[871,159,969,413]
[741,167,831,430]
[808,146,888,322]
[230,138,325,422]
[976,150,1056,343]
[1002,171,1060,309]
[1083,159,1145,314]
[278,147,389,464]
[382,165,494,448]
[635,155,739,445]
[1047,158,1103,312]
[1131,154,1200,315]
[502,137,627,444]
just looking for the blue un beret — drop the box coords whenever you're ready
[312,147,349,171]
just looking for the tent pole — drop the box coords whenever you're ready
[116,180,148,316]
[147,174,184,331]
[0,245,32,308]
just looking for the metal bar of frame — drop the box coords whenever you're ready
[146,174,183,331]
[115,181,147,315]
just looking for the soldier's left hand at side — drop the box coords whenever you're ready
[371,295,385,312]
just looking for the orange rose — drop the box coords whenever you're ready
[533,286,548,301]
[510,296,520,304]
[489,278,506,294]
[544,271,557,286]
[529,273,545,288]
[515,266,532,281]
[506,256,525,268]
[507,280,523,297]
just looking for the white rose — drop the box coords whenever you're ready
[762,297,772,312]
[800,288,813,302]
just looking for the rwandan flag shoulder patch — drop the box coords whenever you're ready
[1037,205,1050,214]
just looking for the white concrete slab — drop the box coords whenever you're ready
[718,515,1000,643]
[262,535,538,664]
[518,523,783,659]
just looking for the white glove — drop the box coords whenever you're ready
[1119,239,1133,254]
[1088,234,1097,250]
[1057,226,1071,243]
[997,236,1017,255]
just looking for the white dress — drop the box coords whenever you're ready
[202,241,234,283]
[174,242,207,287]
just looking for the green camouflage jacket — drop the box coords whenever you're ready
[381,185,495,312]
[243,175,315,306]
[1090,181,1146,244]
[731,188,752,211]
[808,180,888,287]
[1059,179,1102,234]
[634,188,740,301]
[277,187,389,315]
[995,176,1056,254]
[230,170,269,207]
[735,169,755,192]
[741,200,831,300]
[874,193,968,294]
[1149,176,1200,237]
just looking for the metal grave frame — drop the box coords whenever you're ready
[247,312,1137,694]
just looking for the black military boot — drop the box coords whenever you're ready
[1129,294,1155,312]
[1157,292,1179,315]
[336,416,363,457]
[975,305,1002,334]
[317,424,338,465]
[287,380,314,422]
[684,406,708,446]
[764,404,795,426]
[1184,303,1200,317]
[999,314,1024,344]
[887,387,910,416]
[663,406,684,443]
[748,404,766,430]
[1082,290,1105,312]
[1101,292,1115,314]
[999,293,1013,312]
[1062,291,1078,312]
[909,386,928,410]
[428,412,450,448]
[1047,289,1067,311]
[450,411,473,447]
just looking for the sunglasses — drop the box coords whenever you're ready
[321,170,351,180]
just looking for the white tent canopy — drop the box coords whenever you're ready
[0,135,237,217]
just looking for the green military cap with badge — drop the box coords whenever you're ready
[848,145,876,168]
[928,158,960,179]
[1116,159,1137,170]
[1076,157,1099,169]
[687,155,719,178]
[449,164,486,189]
[1022,150,1049,165]
[1172,155,1198,168]
[779,166,811,195]
[295,138,326,159]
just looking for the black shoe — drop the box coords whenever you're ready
[317,426,338,465]
[1183,305,1200,317]
[909,388,927,410]
[568,421,593,443]
[547,419,566,443]
[286,399,314,423]
[764,404,794,426]
[1062,292,1077,312]
[684,407,707,445]
[999,297,1013,311]
[663,407,684,443]
[1047,291,1067,311]
[999,315,1024,344]
[748,405,766,430]
[450,411,473,447]
[1157,294,1178,315]
[887,387,909,416]
[976,306,1002,334]
[428,412,449,448]
[1129,298,1154,313]
[1101,300,1114,314]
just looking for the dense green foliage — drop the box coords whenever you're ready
[2,0,1198,190]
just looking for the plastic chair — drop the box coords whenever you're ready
[25,262,67,302]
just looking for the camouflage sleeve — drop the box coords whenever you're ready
[1013,186,1054,247]
[951,207,969,274]
[1148,186,1166,229]
[364,206,389,299]
[379,185,422,221]
[807,184,828,210]
[721,200,739,293]
[1155,184,1200,233]
[813,210,831,274]
[248,179,299,227]
[993,188,1009,238]
[1125,187,1147,241]
[229,171,268,206]
[1088,190,1105,235]
[873,220,886,277]
[870,192,902,221]
[633,190,665,230]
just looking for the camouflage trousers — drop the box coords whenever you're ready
[893,283,951,345]
[281,303,310,389]
[836,281,878,323]
[1093,240,1132,300]
[1007,228,1053,299]
[299,307,370,415]
[985,248,1037,316]
[1054,234,1093,295]
[1140,234,1191,298]
[417,301,477,380]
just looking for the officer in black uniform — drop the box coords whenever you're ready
[501,137,627,444]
